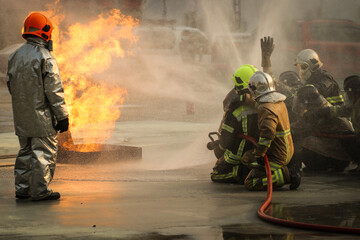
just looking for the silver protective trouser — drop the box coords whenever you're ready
[15,135,58,200]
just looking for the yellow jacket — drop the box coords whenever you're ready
[256,101,294,166]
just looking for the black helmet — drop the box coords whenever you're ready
[344,75,360,93]
[279,71,301,88]
[296,85,324,108]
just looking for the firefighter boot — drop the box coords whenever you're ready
[33,192,61,201]
[288,163,301,190]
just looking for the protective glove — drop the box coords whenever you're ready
[55,118,69,133]
[212,158,233,173]
[261,36,274,68]
[255,155,265,166]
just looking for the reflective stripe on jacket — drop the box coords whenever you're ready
[306,69,344,106]
[255,101,294,165]
[216,93,259,165]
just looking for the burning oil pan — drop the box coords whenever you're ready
[57,144,142,164]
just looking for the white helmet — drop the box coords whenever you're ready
[295,49,323,81]
[248,71,275,99]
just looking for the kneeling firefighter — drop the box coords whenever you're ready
[291,85,354,172]
[304,75,360,171]
[241,71,300,191]
[208,64,259,184]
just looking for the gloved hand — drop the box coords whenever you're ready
[261,36,274,67]
[212,157,233,173]
[55,118,69,133]
[255,155,265,166]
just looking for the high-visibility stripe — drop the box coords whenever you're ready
[224,115,250,165]
[258,137,272,147]
[224,149,241,165]
[275,169,285,185]
[219,143,226,151]
[211,165,239,180]
[284,134,290,164]
[289,88,297,97]
[236,115,248,157]
[242,115,248,134]
[250,161,260,167]
[236,109,257,121]
[252,178,261,187]
[269,161,283,171]
[261,168,285,186]
[274,129,291,163]
[277,129,291,163]
[232,105,257,121]
[326,95,344,105]
[222,123,234,133]
[275,129,291,137]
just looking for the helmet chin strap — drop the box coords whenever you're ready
[46,39,53,51]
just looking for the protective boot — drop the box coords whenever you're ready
[33,192,60,201]
[288,163,301,190]
[16,194,30,199]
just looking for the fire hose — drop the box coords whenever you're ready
[236,133,360,234]
[208,132,360,233]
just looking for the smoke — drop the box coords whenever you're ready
[2,0,359,171]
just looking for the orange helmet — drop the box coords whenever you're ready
[22,12,53,41]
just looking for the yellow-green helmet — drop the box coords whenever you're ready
[232,64,259,91]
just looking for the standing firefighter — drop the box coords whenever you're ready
[209,64,259,184]
[242,71,300,191]
[6,12,69,200]
[295,49,344,106]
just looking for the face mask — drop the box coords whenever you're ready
[297,64,311,82]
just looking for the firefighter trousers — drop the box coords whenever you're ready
[211,157,250,184]
[244,163,290,191]
[14,135,58,200]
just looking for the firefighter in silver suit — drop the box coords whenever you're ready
[6,12,69,201]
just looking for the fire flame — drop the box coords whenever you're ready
[40,3,138,151]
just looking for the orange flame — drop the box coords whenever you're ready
[40,3,138,151]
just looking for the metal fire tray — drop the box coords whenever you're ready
[57,144,142,164]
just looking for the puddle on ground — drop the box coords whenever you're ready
[266,201,360,228]
[219,202,360,239]
[221,223,359,240]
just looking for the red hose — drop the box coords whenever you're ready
[237,133,360,234]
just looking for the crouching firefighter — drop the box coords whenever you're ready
[295,49,344,106]
[241,71,301,191]
[208,64,259,184]
[291,85,354,172]
[304,75,360,171]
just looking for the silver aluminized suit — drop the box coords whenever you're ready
[7,37,68,200]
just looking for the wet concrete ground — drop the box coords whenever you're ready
[1,161,360,239]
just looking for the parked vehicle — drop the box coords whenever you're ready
[133,25,209,61]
